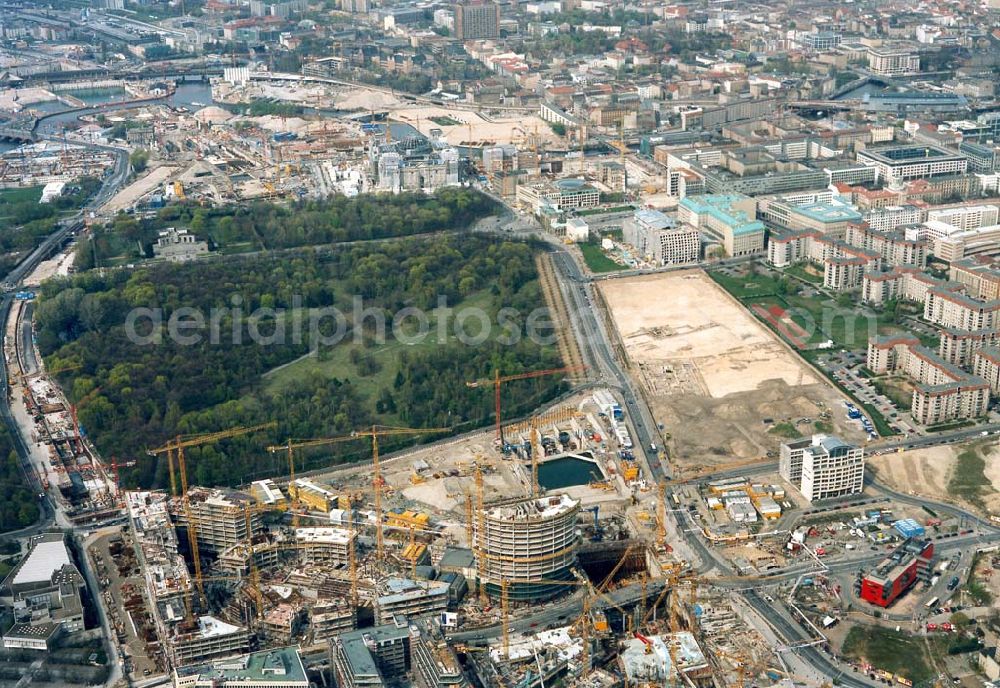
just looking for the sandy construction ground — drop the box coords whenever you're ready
[599,270,865,466]
[867,446,956,499]
[601,271,816,398]
[870,443,1000,513]
[980,442,1000,512]
[336,88,404,111]
[24,246,76,287]
[101,164,176,215]
[389,106,557,148]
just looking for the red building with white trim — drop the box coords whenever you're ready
[860,539,934,608]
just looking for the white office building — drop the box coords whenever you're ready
[780,435,865,502]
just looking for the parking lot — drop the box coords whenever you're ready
[813,351,919,437]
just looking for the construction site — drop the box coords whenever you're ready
[3,297,121,526]
[54,376,787,687]
[597,270,869,472]
[0,141,117,189]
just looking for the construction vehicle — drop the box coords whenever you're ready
[466,365,585,441]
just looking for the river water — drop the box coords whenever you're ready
[832,81,892,101]
[4,80,419,152]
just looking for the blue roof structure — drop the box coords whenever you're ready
[793,198,863,224]
[679,194,764,236]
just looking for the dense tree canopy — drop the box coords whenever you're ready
[0,427,39,533]
[39,235,563,488]
[77,188,497,269]
[0,178,101,274]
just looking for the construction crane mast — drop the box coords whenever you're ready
[267,436,354,527]
[474,462,488,606]
[347,425,449,564]
[530,418,543,497]
[147,422,277,598]
[466,365,584,441]
[242,504,266,627]
[271,426,448,565]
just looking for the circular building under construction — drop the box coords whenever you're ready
[474,494,580,602]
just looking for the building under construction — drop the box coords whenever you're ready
[125,491,253,668]
[173,487,261,557]
[474,494,580,601]
[292,526,355,565]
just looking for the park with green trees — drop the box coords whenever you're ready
[76,187,497,268]
[38,233,564,489]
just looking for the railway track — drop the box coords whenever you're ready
[536,253,586,381]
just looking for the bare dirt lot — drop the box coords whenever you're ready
[599,270,866,468]
[388,106,557,148]
[869,443,1000,513]
[868,446,956,500]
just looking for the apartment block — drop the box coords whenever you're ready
[939,328,1000,367]
[949,260,1000,301]
[867,339,990,425]
[864,205,923,233]
[861,267,957,306]
[867,334,921,374]
[974,347,1000,394]
[845,223,927,268]
[866,46,920,76]
[923,288,1000,330]
[912,378,990,426]
[779,435,864,503]
[454,0,500,40]
[767,229,882,290]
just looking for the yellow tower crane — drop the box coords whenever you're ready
[242,503,266,627]
[147,422,277,599]
[270,426,449,565]
[474,461,489,607]
[530,417,543,498]
[496,548,640,676]
[466,365,585,441]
